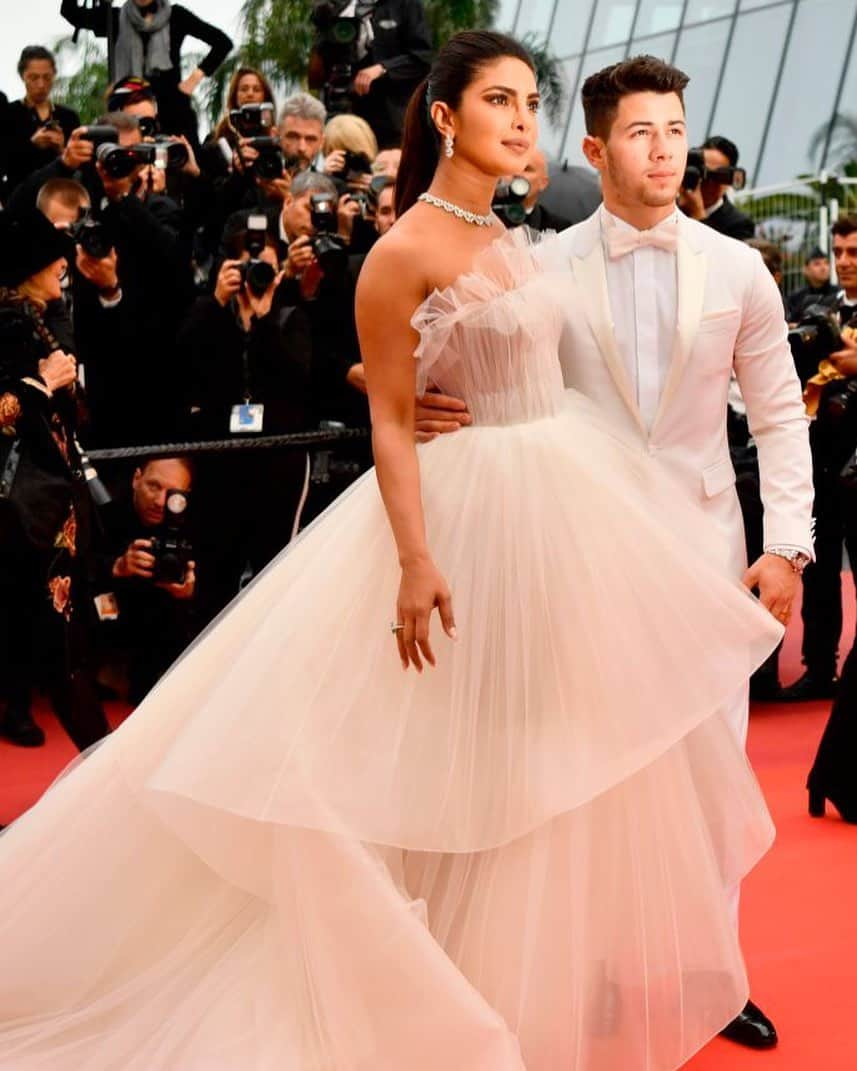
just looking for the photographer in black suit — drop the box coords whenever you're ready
[782,217,857,700]
[310,0,432,148]
[181,212,314,625]
[679,135,755,241]
[97,456,196,704]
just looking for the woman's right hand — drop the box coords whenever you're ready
[38,350,77,393]
[395,557,456,671]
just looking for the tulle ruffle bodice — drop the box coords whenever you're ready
[411,229,566,426]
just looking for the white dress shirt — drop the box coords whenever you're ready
[600,205,678,431]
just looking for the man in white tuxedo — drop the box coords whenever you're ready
[415,54,814,1050]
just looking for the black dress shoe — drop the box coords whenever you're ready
[720,1000,778,1049]
[808,782,857,823]
[749,677,783,702]
[0,709,45,748]
[778,671,838,702]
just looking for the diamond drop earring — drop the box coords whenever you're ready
[444,133,454,159]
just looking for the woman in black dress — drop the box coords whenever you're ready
[0,209,109,752]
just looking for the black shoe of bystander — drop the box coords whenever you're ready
[0,708,45,748]
[778,671,839,702]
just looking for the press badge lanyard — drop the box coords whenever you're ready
[229,310,265,434]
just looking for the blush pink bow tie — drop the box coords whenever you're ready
[605,219,679,259]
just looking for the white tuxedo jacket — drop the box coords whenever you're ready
[541,208,814,579]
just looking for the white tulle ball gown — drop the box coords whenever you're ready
[0,229,782,1070]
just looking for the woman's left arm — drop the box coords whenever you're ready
[173,5,234,91]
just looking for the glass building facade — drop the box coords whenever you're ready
[496,0,857,187]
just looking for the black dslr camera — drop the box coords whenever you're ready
[229,102,289,179]
[493,175,531,227]
[682,147,746,192]
[150,488,193,585]
[310,192,348,275]
[66,208,113,259]
[240,214,277,297]
[788,302,843,386]
[95,138,189,179]
[229,101,276,138]
[309,0,379,116]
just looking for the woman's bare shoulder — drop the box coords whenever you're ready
[359,214,439,299]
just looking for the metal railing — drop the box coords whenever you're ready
[736,175,857,295]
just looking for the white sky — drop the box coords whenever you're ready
[1,1,245,100]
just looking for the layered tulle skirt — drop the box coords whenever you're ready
[0,392,781,1069]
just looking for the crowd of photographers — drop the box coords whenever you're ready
[2,4,857,761]
[0,0,436,749]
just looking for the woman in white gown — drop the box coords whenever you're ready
[0,30,783,1071]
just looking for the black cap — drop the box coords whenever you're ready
[108,76,155,113]
[0,210,71,289]
[805,247,827,263]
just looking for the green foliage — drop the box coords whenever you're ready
[809,113,857,174]
[52,35,110,124]
[423,0,498,44]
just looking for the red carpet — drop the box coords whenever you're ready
[1,589,855,1068]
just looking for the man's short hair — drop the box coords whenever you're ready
[703,135,739,167]
[832,216,857,240]
[138,456,195,482]
[36,178,90,216]
[290,170,338,201]
[18,46,56,76]
[581,54,689,140]
[280,92,327,128]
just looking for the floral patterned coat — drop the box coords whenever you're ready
[0,300,84,617]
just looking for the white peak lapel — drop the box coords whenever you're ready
[569,214,648,439]
[650,221,707,434]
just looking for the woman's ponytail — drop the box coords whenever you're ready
[395,78,439,219]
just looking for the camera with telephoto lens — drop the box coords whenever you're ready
[493,175,531,227]
[66,207,113,259]
[95,138,189,179]
[310,192,348,275]
[682,147,747,192]
[79,123,121,148]
[788,302,843,386]
[309,0,379,115]
[137,115,159,139]
[239,213,277,297]
[149,488,193,585]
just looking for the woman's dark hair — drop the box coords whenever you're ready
[396,30,534,219]
[215,67,278,140]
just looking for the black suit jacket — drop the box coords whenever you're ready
[0,100,80,198]
[525,203,573,234]
[703,196,755,241]
[353,0,433,146]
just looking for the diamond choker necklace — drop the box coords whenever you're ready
[418,192,494,227]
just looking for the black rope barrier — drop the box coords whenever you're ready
[86,427,370,462]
